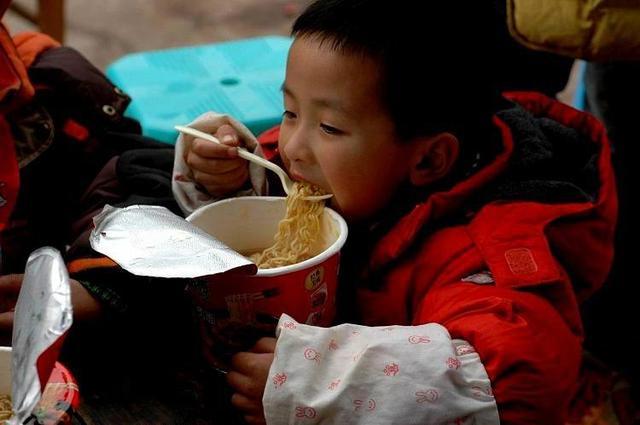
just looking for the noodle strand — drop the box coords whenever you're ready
[250,182,326,269]
[0,394,12,420]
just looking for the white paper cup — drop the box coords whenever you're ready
[186,196,348,365]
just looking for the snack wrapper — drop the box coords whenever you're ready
[8,248,73,424]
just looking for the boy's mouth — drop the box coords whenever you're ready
[290,169,322,189]
[288,167,332,198]
[289,168,307,182]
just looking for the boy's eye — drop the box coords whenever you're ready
[320,123,344,135]
[283,110,297,120]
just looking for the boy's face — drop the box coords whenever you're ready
[279,37,416,222]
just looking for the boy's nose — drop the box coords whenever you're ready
[283,127,312,164]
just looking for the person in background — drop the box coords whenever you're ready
[1,0,183,357]
[1,2,110,344]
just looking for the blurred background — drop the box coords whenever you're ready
[4,0,313,70]
[3,0,582,108]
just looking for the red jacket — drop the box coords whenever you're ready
[258,92,617,424]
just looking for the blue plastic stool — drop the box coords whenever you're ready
[106,36,293,144]
[572,60,587,111]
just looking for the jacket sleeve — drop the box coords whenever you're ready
[415,282,582,425]
[263,314,501,425]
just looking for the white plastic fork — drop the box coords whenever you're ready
[175,125,332,201]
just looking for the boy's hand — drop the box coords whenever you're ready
[185,124,249,197]
[227,337,276,425]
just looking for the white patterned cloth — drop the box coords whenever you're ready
[172,112,268,215]
[263,314,500,425]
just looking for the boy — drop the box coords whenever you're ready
[184,1,616,424]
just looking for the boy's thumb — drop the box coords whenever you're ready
[0,274,23,292]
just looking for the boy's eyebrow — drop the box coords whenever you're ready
[282,84,350,115]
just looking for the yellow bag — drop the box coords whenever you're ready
[507,0,640,61]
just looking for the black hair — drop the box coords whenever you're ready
[292,0,501,172]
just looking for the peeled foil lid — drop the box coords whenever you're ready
[9,247,73,425]
[90,205,257,278]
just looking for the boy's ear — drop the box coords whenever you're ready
[409,132,459,187]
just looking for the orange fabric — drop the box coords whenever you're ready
[63,119,90,141]
[0,37,21,101]
[67,257,118,274]
[0,22,34,110]
[13,31,60,68]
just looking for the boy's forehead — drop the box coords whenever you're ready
[290,36,374,68]
[282,84,350,115]
[286,38,384,111]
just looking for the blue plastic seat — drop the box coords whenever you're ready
[572,60,587,111]
[106,36,292,144]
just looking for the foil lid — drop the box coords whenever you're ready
[90,205,257,278]
[9,248,73,425]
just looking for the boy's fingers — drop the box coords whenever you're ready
[191,137,238,159]
[226,370,264,398]
[0,274,24,293]
[193,169,249,197]
[0,275,22,312]
[230,392,263,414]
[186,151,246,175]
[250,337,277,353]
[0,311,14,332]
[191,161,248,183]
[215,124,240,146]
[229,352,259,376]
[231,351,274,371]
[243,415,266,425]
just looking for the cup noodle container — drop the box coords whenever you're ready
[186,196,348,367]
[0,347,79,424]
